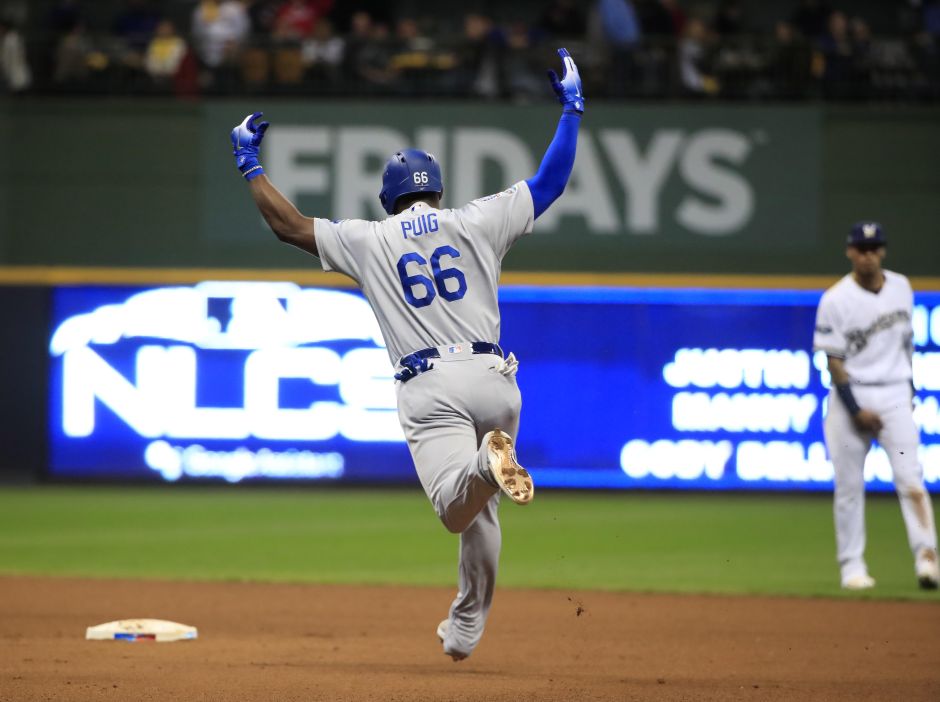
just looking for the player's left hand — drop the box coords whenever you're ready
[231,111,269,181]
[547,48,584,114]
[853,409,883,435]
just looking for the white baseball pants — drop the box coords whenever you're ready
[824,381,937,582]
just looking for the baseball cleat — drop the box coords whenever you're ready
[841,573,876,590]
[915,548,939,590]
[436,619,467,662]
[485,429,533,505]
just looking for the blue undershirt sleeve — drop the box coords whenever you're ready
[525,110,581,219]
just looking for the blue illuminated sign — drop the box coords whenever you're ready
[49,283,940,491]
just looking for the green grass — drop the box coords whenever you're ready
[0,487,937,601]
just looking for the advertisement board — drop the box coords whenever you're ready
[49,283,940,491]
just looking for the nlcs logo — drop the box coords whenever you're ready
[50,282,405,443]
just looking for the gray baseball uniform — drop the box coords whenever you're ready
[314,183,535,658]
[814,270,938,586]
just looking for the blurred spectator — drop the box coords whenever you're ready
[636,0,679,37]
[768,20,811,98]
[925,0,940,37]
[596,0,642,46]
[660,0,687,35]
[791,0,832,39]
[111,0,161,88]
[815,10,855,96]
[678,17,718,95]
[330,0,391,34]
[394,17,433,53]
[390,18,452,94]
[301,17,344,81]
[342,8,371,73]
[245,0,280,36]
[637,0,682,97]
[192,0,250,69]
[113,0,160,54]
[714,0,744,36]
[1,0,936,101]
[860,18,918,98]
[53,21,102,85]
[0,1,26,27]
[589,0,642,97]
[454,13,500,98]
[344,12,398,92]
[502,21,544,100]
[48,0,82,35]
[145,19,187,82]
[912,1,940,97]
[0,16,30,92]
[851,16,872,46]
[850,16,873,87]
[711,1,763,97]
[272,0,333,43]
[540,0,587,38]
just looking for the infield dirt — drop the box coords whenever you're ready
[1,576,938,701]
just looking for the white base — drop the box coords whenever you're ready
[85,618,197,642]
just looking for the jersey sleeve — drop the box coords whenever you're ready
[456,181,535,259]
[899,273,916,358]
[813,292,847,358]
[313,218,374,283]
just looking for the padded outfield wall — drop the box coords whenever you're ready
[1,101,939,275]
[1,101,939,485]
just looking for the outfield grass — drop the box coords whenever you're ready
[0,487,937,601]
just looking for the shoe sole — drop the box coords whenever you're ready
[488,430,533,505]
[918,576,939,591]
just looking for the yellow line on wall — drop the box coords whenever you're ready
[1,266,939,290]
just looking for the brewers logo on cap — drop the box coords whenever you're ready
[847,221,886,246]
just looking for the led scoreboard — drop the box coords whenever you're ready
[49,283,940,491]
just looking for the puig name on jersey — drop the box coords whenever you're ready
[844,309,911,355]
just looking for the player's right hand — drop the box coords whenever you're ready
[853,409,883,435]
[547,48,584,114]
[231,112,269,181]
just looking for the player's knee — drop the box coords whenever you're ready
[898,484,927,501]
[834,483,863,499]
[439,510,472,534]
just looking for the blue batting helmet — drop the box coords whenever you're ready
[379,149,443,215]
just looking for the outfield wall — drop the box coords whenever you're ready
[2,101,939,275]
[0,286,48,482]
[3,278,939,491]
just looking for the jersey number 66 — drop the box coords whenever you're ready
[396,245,468,308]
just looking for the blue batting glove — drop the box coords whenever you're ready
[231,111,270,181]
[547,48,584,114]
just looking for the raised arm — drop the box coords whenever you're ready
[231,112,318,256]
[525,48,584,219]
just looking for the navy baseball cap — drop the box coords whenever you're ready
[847,221,886,247]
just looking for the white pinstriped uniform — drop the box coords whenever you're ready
[814,271,937,585]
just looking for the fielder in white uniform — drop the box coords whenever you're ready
[814,221,939,590]
[231,49,586,657]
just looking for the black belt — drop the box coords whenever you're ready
[395,342,503,383]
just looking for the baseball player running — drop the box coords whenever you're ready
[231,48,585,658]
[814,222,939,591]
